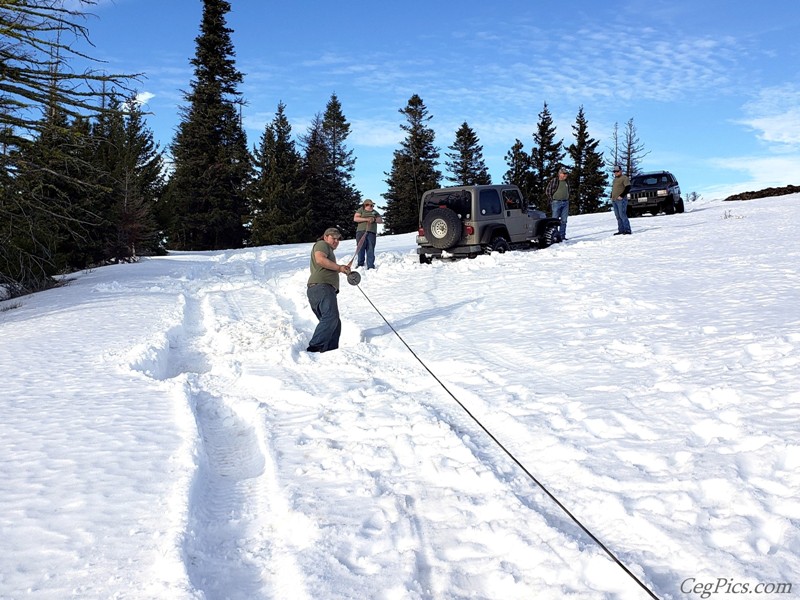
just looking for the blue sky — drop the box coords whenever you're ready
[79,0,800,205]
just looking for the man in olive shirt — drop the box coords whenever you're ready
[611,165,632,235]
[546,167,570,240]
[306,227,351,353]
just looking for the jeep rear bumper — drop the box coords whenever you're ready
[417,244,483,257]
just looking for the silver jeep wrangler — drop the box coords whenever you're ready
[416,184,562,263]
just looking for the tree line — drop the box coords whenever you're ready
[1,0,648,298]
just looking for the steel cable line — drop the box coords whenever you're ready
[354,283,660,600]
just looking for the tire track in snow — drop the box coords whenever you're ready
[179,281,313,600]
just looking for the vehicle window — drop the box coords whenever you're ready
[480,189,502,215]
[423,190,471,219]
[502,189,522,210]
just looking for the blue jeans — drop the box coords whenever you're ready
[356,231,377,269]
[306,284,341,352]
[551,200,569,238]
[612,199,632,234]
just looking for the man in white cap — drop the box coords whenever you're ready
[306,227,351,353]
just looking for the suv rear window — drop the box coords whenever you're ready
[423,190,471,219]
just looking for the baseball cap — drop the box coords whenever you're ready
[323,227,342,239]
[613,165,622,172]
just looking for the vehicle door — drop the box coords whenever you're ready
[500,188,529,241]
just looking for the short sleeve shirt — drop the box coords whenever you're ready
[308,240,340,290]
[355,208,381,233]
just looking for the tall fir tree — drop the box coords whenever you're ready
[502,138,532,201]
[299,94,361,239]
[94,95,165,260]
[382,94,441,235]
[250,102,308,245]
[529,102,564,213]
[162,0,252,250]
[321,93,361,236]
[566,106,607,215]
[1,0,133,295]
[444,122,491,185]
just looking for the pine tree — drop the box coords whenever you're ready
[529,102,564,213]
[94,95,165,260]
[444,122,491,185]
[162,0,252,251]
[502,138,532,200]
[321,93,361,236]
[300,114,338,240]
[1,0,133,295]
[566,106,607,215]
[298,95,361,239]
[382,94,441,235]
[250,102,307,245]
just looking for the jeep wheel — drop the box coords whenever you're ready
[539,223,560,248]
[422,208,462,250]
[663,199,676,215]
[676,198,685,213]
[491,236,510,253]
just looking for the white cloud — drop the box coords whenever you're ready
[705,153,800,198]
[135,91,155,106]
[738,85,800,147]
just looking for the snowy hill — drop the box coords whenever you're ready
[1,195,798,600]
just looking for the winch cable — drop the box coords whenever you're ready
[354,283,660,600]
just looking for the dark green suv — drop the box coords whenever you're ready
[627,171,684,217]
[416,184,561,263]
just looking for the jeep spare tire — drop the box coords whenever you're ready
[423,208,462,249]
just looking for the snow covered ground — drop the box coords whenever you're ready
[1,194,798,600]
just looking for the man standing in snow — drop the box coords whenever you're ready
[353,199,383,269]
[611,165,632,235]
[306,227,351,353]
[546,167,570,240]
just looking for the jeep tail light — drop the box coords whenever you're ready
[418,227,425,236]
[465,225,475,236]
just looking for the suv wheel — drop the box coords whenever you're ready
[663,198,676,215]
[675,198,685,213]
[423,207,462,249]
[491,236,510,253]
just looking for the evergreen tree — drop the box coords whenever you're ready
[502,138,532,201]
[566,106,607,215]
[529,102,564,213]
[382,94,441,235]
[250,102,307,245]
[444,122,491,185]
[299,114,338,240]
[1,0,133,296]
[162,0,252,251]
[298,94,361,239]
[321,93,361,236]
[94,95,165,260]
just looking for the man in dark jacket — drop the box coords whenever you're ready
[611,165,632,235]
